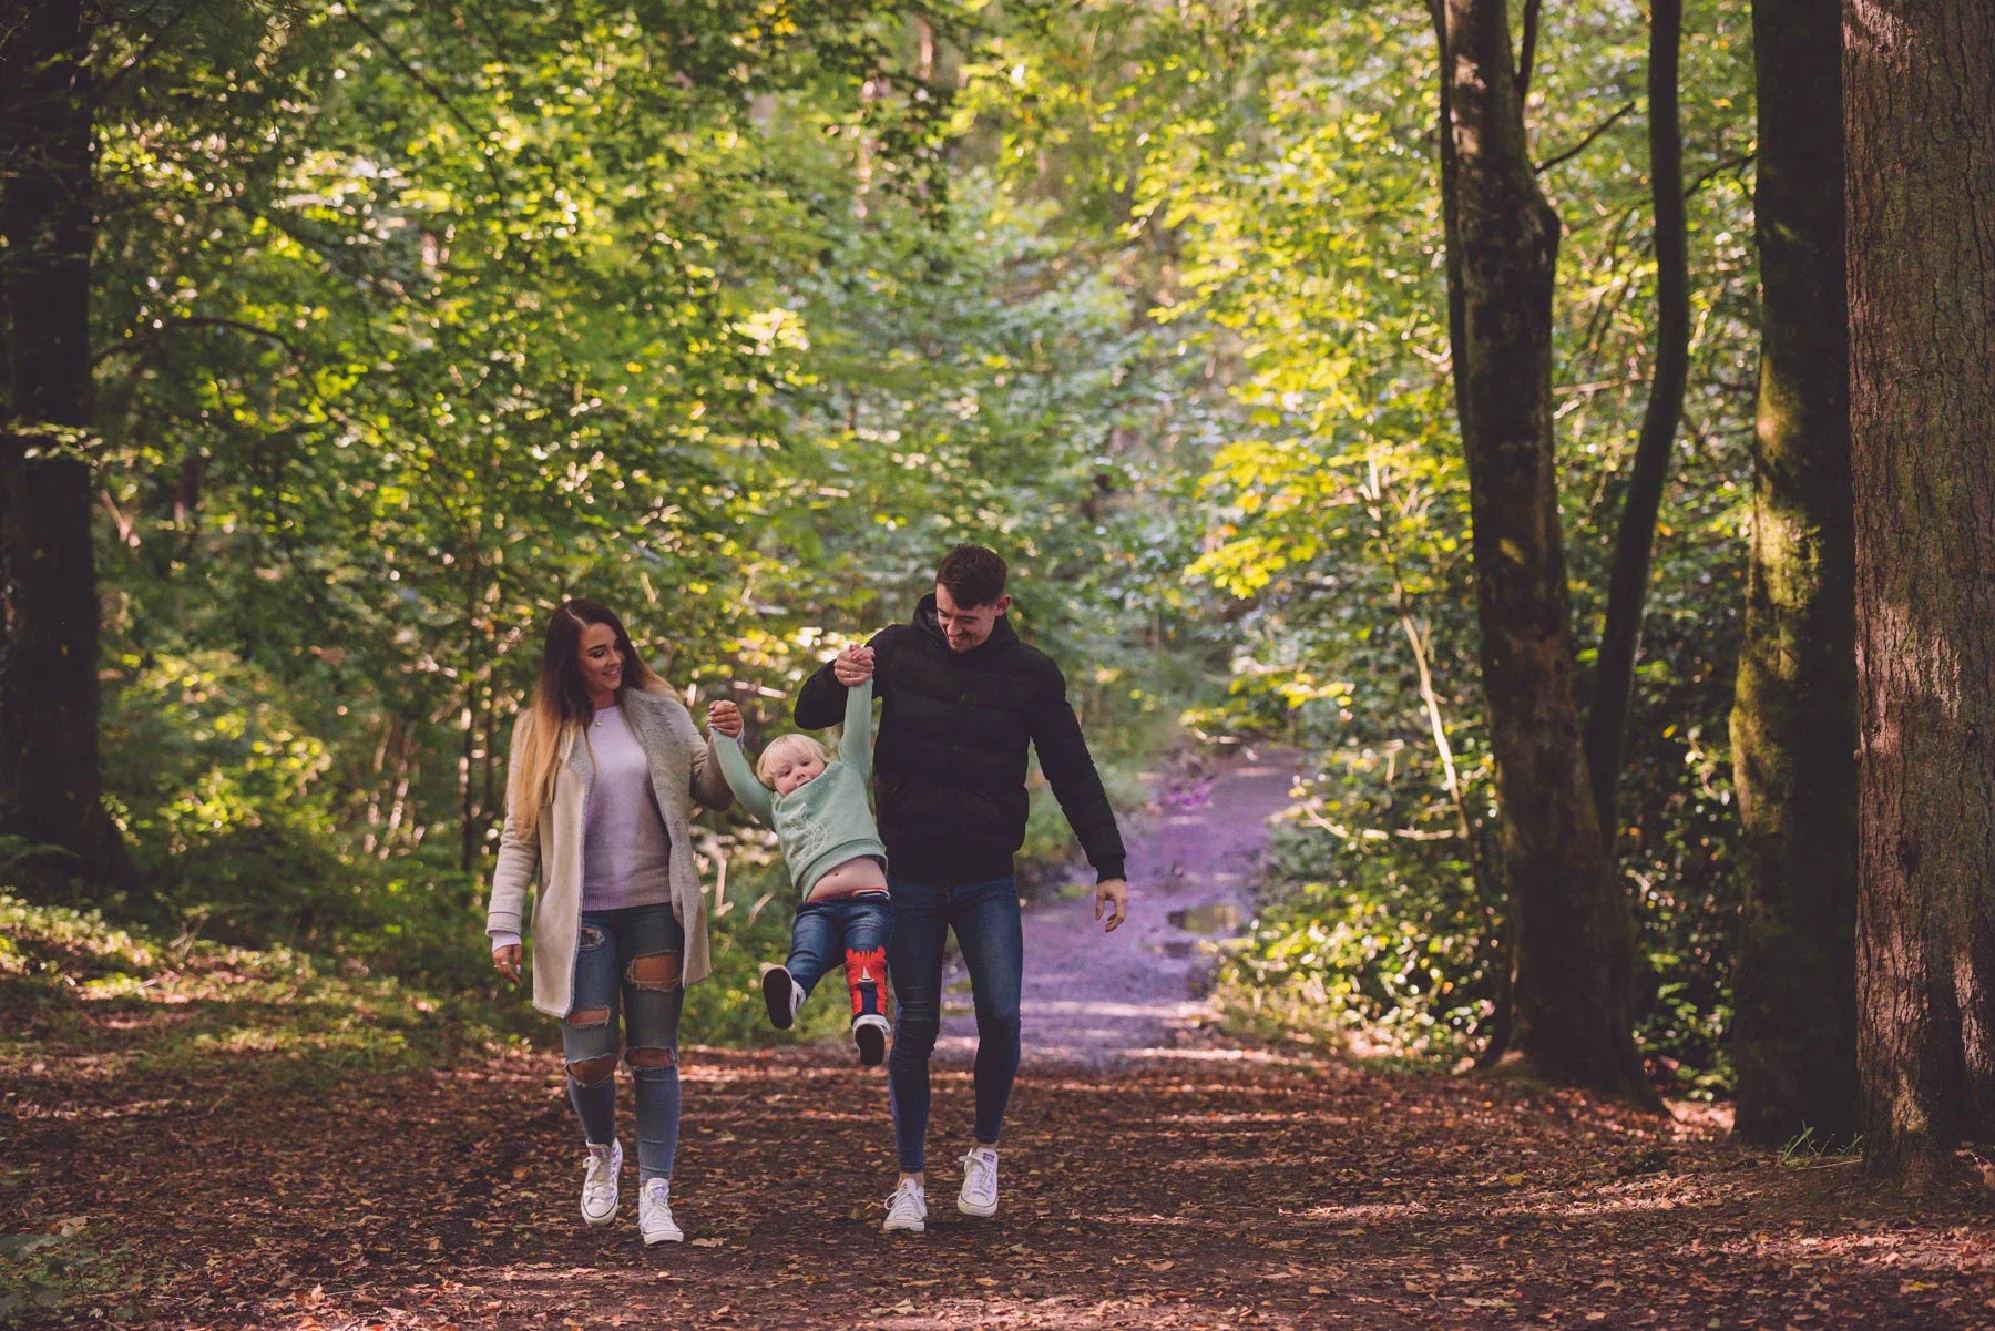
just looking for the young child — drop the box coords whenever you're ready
[705,646,892,1065]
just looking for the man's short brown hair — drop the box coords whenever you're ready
[936,544,1007,608]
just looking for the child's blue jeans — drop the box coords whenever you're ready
[788,893,894,1022]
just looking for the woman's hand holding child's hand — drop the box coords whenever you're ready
[833,645,875,685]
[707,699,745,739]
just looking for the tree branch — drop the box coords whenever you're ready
[1685,149,1755,198]
[1534,99,1639,174]
[94,0,197,99]
[1583,0,1689,842]
[94,316,302,365]
[1516,0,1543,101]
[340,7,484,144]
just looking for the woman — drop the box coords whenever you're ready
[487,599,732,1246]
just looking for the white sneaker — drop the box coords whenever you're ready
[882,1177,927,1234]
[853,1013,890,1066]
[638,1178,683,1245]
[580,1140,622,1227]
[958,1145,998,1218]
[762,966,805,1030]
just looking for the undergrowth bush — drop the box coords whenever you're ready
[101,649,359,943]
[1215,815,1497,1064]
[0,891,536,1084]
[1214,730,1738,1099]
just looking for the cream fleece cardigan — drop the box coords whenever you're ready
[487,685,733,1018]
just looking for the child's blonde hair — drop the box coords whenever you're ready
[755,732,832,787]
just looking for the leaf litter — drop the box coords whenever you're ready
[7,1032,1995,1328]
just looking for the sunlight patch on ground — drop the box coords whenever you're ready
[1018,999,1212,1019]
[1738,1229,1995,1273]
[1299,1201,1432,1223]
[1123,1047,1318,1066]
[1534,1191,1721,1218]
[1664,1098,1736,1132]
[1156,1109,1321,1124]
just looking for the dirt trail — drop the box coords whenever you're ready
[12,1041,1995,1329]
[9,746,1995,1328]
[936,746,1302,1066]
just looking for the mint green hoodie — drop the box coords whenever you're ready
[711,678,887,899]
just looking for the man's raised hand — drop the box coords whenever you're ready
[1095,878,1129,932]
[833,644,876,686]
[706,699,744,738]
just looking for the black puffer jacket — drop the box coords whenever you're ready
[794,595,1126,886]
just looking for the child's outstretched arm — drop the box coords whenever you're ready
[836,649,875,782]
[706,699,776,824]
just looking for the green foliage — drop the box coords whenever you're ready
[1216,820,1494,1063]
[53,0,1763,1089]
[964,0,1757,1092]
[102,649,348,937]
[0,1212,129,1325]
[71,0,1214,1024]
[1776,1125,1863,1168]
[0,890,531,1089]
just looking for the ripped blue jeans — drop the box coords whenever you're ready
[563,903,684,1183]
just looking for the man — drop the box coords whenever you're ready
[794,543,1130,1234]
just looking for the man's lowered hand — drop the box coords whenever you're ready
[1095,878,1129,932]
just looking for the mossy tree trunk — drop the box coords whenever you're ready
[1430,0,1656,1106]
[1846,0,1995,1183]
[1728,0,1858,1150]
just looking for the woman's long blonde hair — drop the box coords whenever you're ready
[505,599,667,839]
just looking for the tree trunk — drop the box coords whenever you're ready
[1846,0,1995,1184]
[1432,0,1656,1105]
[0,0,127,887]
[459,691,478,873]
[1729,0,1858,1150]
[1584,0,1690,841]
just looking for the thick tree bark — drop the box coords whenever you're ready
[0,0,126,885]
[1847,0,1995,1184]
[1432,0,1656,1105]
[1584,0,1690,840]
[1729,0,1858,1150]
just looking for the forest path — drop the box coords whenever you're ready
[12,1039,1994,1329]
[935,744,1304,1066]
[9,747,1995,1328]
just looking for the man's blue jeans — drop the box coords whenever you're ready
[886,873,1023,1173]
